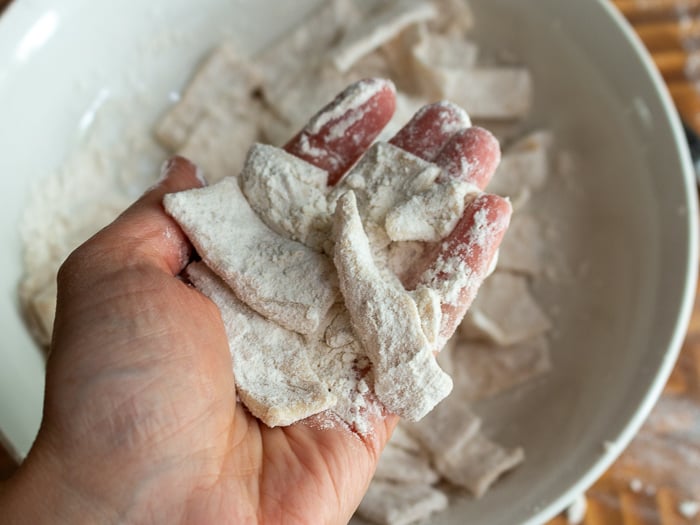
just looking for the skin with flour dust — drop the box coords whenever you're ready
[0,78,510,525]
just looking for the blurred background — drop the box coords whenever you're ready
[0,0,699,523]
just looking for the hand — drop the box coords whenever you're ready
[0,79,510,525]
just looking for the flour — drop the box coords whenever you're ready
[497,212,544,275]
[330,0,438,73]
[163,176,338,335]
[187,261,381,433]
[19,91,165,345]
[240,143,332,251]
[439,67,533,120]
[305,78,389,136]
[402,387,524,498]
[357,481,448,525]
[187,262,336,426]
[435,431,524,498]
[373,443,438,484]
[409,286,442,347]
[412,31,479,97]
[420,199,511,308]
[168,141,469,431]
[488,130,552,207]
[385,178,480,242]
[447,336,551,401]
[333,191,453,421]
[460,273,552,346]
[154,42,261,152]
[330,141,442,253]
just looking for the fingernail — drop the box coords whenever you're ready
[158,157,178,183]
[305,78,395,135]
[194,165,208,187]
[157,156,206,187]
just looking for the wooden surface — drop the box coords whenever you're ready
[614,0,700,136]
[1,1,700,524]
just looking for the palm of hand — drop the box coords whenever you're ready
[46,255,380,524]
[30,79,509,525]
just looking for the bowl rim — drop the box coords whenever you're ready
[525,0,698,522]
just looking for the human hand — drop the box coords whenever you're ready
[0,79,510,525]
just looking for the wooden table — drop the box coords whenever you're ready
[1,0,700,523]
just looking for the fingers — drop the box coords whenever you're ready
[388,101,470,161]
[283,86,508,345]
[284,78,397,186]
[410,194,512,340]
[433,126,501,189]
[61,156,206,283]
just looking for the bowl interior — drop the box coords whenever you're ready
[0,1,695,524]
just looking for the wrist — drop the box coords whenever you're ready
[0,436,114,525]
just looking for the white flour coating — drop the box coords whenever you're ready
[461,273,552,346]
[187,261,381,434]
[386,424,423,454]
[433,100,472,133]
[261,58,391,149]
[412,31,479,98]
[306,78,388,135]
[19,92,165,345]
[297,133,328,159]
[240,143,332,251]
[163,177,338,335]
[167,142,469,433]
[331,142,442,253]
[374,443,439,484]
[154,41,261,152]
[435,431,524,498]
[497,212,543,275]
[489,130,552,207]
[255,0,361,96]
[439,67,533,120]
[187,262,336,426]
[421,204,511,307]
[357,480,449,525]
[400,385,526,499]
[333,191,453,421]
[331,0,438,73]
[404,389,482,458]
[446,336,551,402]
[385,178,480,242]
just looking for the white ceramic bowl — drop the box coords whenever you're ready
[0,1,696,523]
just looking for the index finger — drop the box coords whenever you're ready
[61,157,206,285]
[284,78,397,186]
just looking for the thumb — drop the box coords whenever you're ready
[59,156,205,291]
